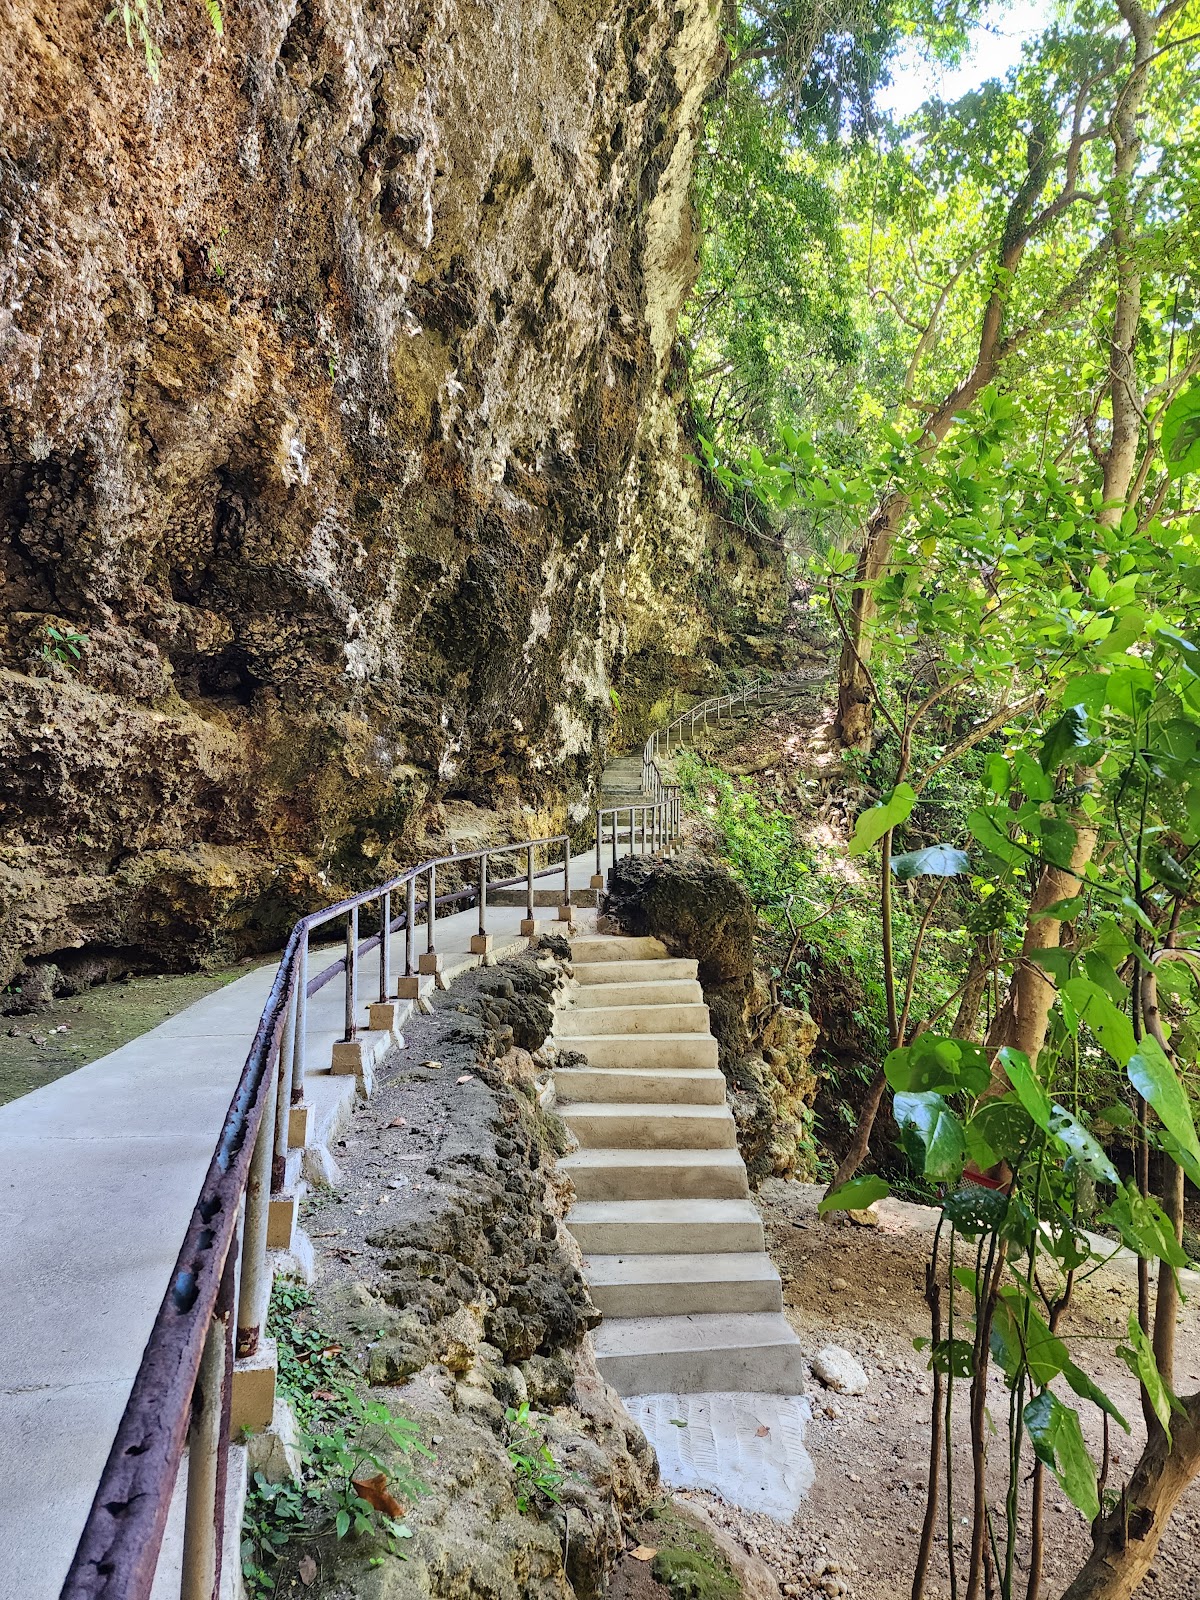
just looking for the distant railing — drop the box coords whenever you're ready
[62,670,793,1600]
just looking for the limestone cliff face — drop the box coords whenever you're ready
[0,0,785,987]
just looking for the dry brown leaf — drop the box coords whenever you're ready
[353,1472,407,1518]
[388,1117,407,1128]
[755,1424,771,1438]
[297,1553,317,1586]
[456,1073,474,1084]
[630,1545,657,1562]
[313,1389,338,1402]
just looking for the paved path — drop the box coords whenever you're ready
[0,850,598,1600]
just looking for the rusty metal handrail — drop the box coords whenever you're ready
[61,828,573,1600]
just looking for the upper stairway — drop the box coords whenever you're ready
[552,933,804,1396]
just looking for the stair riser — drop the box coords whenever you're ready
[589,1278,783,1317]
[596,1344,805,1397]
[573,960,698,985]
[568,1218,765,1255]
[563,1037,718,1069]
[561,1110,737,1150]
[563,1163,749,1202]
[554,1069,727,1105]
[571,981,703,1007]
[571,938,667,963]
[556,1004,710,1037]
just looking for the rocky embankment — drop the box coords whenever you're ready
[0,0,786,996]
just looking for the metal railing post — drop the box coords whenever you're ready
[180,1249,234,1600]
[237,1060,278,1359]
[526,845,535,920]
[611,810,618,869]
[343,906,358,1042]
[595,813,602,882]
[562,841,570,916]
[293,931,308,1085]
[427,865,437,956]
[405,876,416,977]
[379,890,391,1003]
[273,979,298,1189]
[479,854,488,939]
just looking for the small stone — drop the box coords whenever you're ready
[811,1345,869,1395]
[831,1276,849,1291]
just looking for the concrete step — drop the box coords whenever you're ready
[555,1003,710,1038]
[560,1147,750,1201]
[560,1102,737,1150]
[572,958,698,985]
[584,1252,784,1316]
[557,1034,718,1069]
[567,1198,765,1255]
[571,978,703,1007]
[554,1065,727,1105]
[571,936,669,963]
[592,1312,805,1396]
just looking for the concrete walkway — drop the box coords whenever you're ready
[0,852,598,1600]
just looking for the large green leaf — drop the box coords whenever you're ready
[1023,1392,1099,1520]
[992,1290,1067,1386]
[1063,1361,1130,1433]
[1118,1315,1178,1441]
[1101,1184,1189,1271]
[895,1092,967,1181]
[1061,977,1138,1066]
[1048,1105,1119,1184]
[890,844,970,880]
[1040,706,1091,774]
[1127,1037,1200,1187]
[849,783,916,858]
[967,807,1025,866]
[965,1097,1033,1169]
[884,1034,992,1096]
[996,1046,1051,1131]
[818,1175,891,1216]
[1161,381,1200,480]
[942,1183,1010,1239]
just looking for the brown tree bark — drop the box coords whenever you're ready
[1058,1393,1200,1600]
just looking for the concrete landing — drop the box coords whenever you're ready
[625,1391,813,1520]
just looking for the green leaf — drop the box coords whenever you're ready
[1015,749,1053,802]
[890,844,970,880]
[1100,1184,1188,1271]
[996,1046,1051,1131]
[336,1508,351,1539]
[849,782,917,858]
[884,1035,992,1096]
[1118,1315,1178,1441]
[964,1098,1033,1168]
[1161,381,1200,480]
[942,1183,1009,1239]
[993,1289,1067,1386]
[967,807,1025,866]
[1061,978,1137,1067]
[1063,1361,1130,1433]
[1023,1392,1099,1520]
[818,1175,890,1216]
[929,1338,975,1377]
[895,1092,967,1181]
[984,753,1010,796]
[1048,1105,1119,1184]
[1127,1038,1200,1187]
[1040,706,1091,773]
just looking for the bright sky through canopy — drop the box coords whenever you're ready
[878,0,1062,118]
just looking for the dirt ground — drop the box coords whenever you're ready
[0,964,252,1106]
[650,1180,1200,1600]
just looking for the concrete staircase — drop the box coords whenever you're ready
[553,933,804,1396]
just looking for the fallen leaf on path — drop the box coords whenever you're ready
[297,1553,317,1586]
[353,1472,407,1518]
[630,1546,657,1562]
[388,1117,407,1127]
[456,1074,474,1084]
[313,1389,338,1402]
[755,1424,771,1437]
[669,1418,687,1428]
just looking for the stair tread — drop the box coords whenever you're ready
[561,1147,745,1167]
[571,1197,760,1223]
[584,1252,779,1285]
[560,1101,733,1117]
[592,1311,802,1356]
[558,1031,718,1044]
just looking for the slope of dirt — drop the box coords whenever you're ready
[681,1181,1199,1600]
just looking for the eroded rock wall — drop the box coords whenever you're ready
[0,0,785,987]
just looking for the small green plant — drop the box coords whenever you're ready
[107,0,222,81]
[503,1403,564,1513]
[41,623,90,669]
[241,1280,430,1598]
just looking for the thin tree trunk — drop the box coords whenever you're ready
[1058,1393,1200,1600]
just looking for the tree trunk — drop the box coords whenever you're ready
[1058,1393,1200,1600]
[836,492,911,747]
